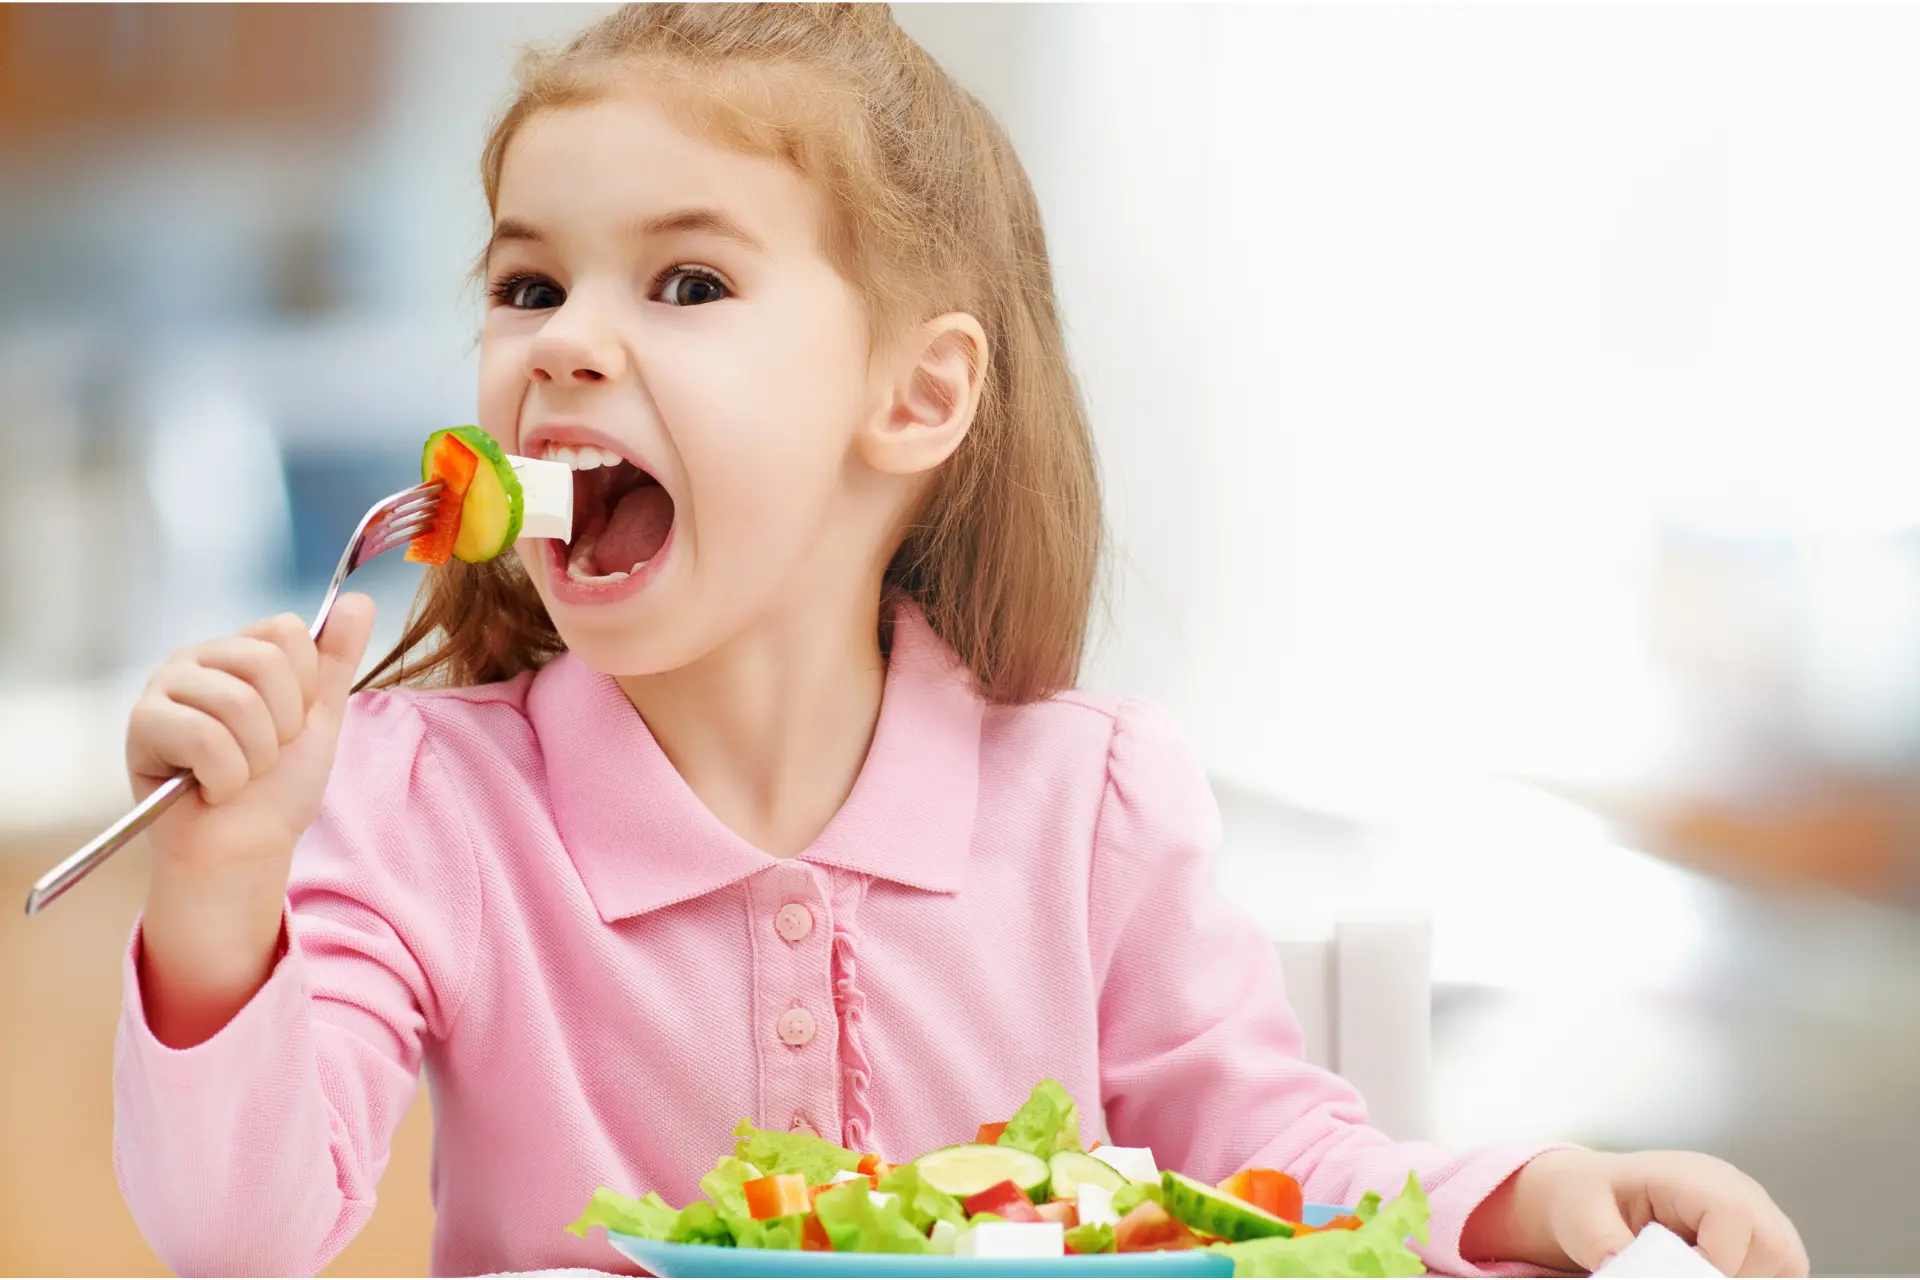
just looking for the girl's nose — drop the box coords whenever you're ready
[526,309,626,384]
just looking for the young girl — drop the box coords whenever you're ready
[115,6,1806,1277]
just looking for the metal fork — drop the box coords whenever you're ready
[24,481,444,916]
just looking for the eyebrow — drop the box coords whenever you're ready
[487,207,767,259]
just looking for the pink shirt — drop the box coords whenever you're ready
[114,607,1561,1277]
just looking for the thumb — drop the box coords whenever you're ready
[1556,1193,1638,1273]
[314,593,379,710]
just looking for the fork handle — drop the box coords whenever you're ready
[24,771,194,915]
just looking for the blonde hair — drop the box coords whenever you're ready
[361,3,1103,705]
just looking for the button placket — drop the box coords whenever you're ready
[746,862,838,1141]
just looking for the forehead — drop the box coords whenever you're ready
[496,93,827,253]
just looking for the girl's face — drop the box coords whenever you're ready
[479,94,892,675]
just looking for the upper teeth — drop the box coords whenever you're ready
[541,443,624,470]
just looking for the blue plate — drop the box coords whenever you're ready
[608,1204,1349,1277]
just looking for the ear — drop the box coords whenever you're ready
[858,312,989,477]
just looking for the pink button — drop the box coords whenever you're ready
[790,1117,818,1137]
[775,903,814,943]
[777,1008,816,1047]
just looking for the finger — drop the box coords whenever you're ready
[1739,1214,1808,1278]
[1694,1206,1754,1278]
[164,666,281,783]
[195,635,307,745]
[241,612,320,710]
[314,593,377,713]
[1555,1193,1638,1272]
[130,699,251,803]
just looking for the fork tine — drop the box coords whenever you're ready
[367,517,436,560]
[386,488,443,521]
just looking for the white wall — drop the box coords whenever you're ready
[905,3,1920,819]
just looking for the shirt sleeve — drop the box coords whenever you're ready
[112,690,481,1277]
[1088,698,1578,1278]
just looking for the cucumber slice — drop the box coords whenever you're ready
[420,426,523,563]
[1048,1151,1126,1201]
[1159,1170,1296,1242]
[914,1145,1050,1201]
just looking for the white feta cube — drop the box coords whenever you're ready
[1094,1146,1159,1184]
[869,1190,898,1209]
[829,1168,868,1184]
[1075,1182,1118,1228]
[954,1221,1066,1259]
[1590,1224,1726,1279]
[927,1219,961,1254]
[508,455,574,541]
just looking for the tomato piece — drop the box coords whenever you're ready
[406,433,480,564]
[1114,1203,1205,1253]
[1220,1168,1304,1223]
[1220,1171,1259,1204]
[962,1180,1042,1223]
[744,1173,810,1220]
[1252,1170,1303,1223]
[856,1153,894,1179]
[1035,1201,1080,1227]
[975,1121,1009,1144]
[802,1214,833,1251]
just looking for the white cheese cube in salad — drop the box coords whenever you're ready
[868,1190,898,1209]
[955,1221,1066,1259]
[507,455,574,542]
[1094,1146,1160,1184]
[1075,1181,1119,1228]
[829,1168,869,1184]
[927,1219,961,1254]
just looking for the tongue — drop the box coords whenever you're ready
[592,483,673,575]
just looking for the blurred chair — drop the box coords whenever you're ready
[1273,909,1434,1143]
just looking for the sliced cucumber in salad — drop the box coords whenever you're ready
[1160,1170,1297,1242]
[1047,1150,1126,1200]
[914,1144,1050,1201]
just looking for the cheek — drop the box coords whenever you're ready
[665,338,865,544]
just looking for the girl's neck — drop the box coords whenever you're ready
[615,589,889,859]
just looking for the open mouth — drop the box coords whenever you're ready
[539,442,676,585]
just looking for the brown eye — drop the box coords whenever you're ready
[491,273,565,310]
[656,266,731,307]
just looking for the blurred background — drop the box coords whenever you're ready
[2,2,1917,1274]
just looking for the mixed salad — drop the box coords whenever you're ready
[568,1080,1432,1277]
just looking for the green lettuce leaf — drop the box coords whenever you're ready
[877,1162,967,1232]
[732,1118,860,1186]
[1111,1182,1164,1218]
[1064,1222,1117,1254]
[1211,1172,1431,1278]
[697,1156,764,1219]
[565,1187,680,1240]
[666,1202,736,1247]
[996,1078,1082,1159]
[726,1213,808,1250]
[812,1181,933,1254]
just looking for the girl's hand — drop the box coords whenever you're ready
[127,596,378,873]
[129,595,378,1049]
[1461,1148,1809,1278]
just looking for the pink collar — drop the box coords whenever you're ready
[528,603,983,922]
